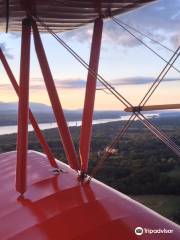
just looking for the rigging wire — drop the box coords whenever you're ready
[136,113,180,157]
[139,46,180,106]
[32,16,132,108]
[34,16,180,110]
[89,22,180,176]
[89,114,135,180]
[111,16,180,107]
[91,47,180,176]
[139,113,180,153]
[90,111,180,179]
[93,18,180,175]
[112,17,175,54]
[112,17,180,74]
[96,88,111,95]
[5,0,9,33]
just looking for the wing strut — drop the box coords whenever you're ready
[0,48,58,169]
[125,104,180,112]
[16,18,31,194]
[79,18,103,176]
[32,20,79,171]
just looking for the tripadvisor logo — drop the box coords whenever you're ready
[134,226,174,235]
[135,227,143,235]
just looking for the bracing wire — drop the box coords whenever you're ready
[90,111,180,179]
[139,47,180,106]
[90,19,180,176]
[32,16,132,108]
[112,17,180,74]
[113,17,175,54]
[139,113,180,153]
[136,113,180,157]
[91,46,180,176]
[111,16,180,107]
[96,88,111,95]
[33,16,180,110]
[89,114,135,180]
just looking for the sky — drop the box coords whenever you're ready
[0,0,180,110]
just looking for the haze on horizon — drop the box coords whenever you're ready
[0,0,180,110]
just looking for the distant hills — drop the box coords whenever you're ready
[0,101,180,126]
[0,102,125,126]
[0,102,52,113]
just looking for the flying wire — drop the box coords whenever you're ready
[112,17,175,54]
[139,46,180,106]
[32,16,132,108]
[112,17,180,74]
[89,114,135,180]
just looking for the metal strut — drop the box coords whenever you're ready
[79,18,103,176]
[89,114,135,181]
[0,48,58,169]
[33,15,132,108]
[31,19,79,171]
[5,0,9,33]
[16,18,31,194]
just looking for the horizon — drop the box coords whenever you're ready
[1,101,180,113]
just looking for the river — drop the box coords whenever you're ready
[0,114,158,135]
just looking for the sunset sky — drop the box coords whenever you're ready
[0,0,180,110]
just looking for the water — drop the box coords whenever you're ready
[0,114,158,135]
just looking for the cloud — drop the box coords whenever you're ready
[55,79,86,89]
[63,0,180,49]
[117,0,180,48]
[30,78,87,90]
[170,33,180,48]
[0,42,13,59]
[9,33,21,39]
[111,76,180,86]
[1,76,179,92]
[0,83,12,89]
[120,0,179,32]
